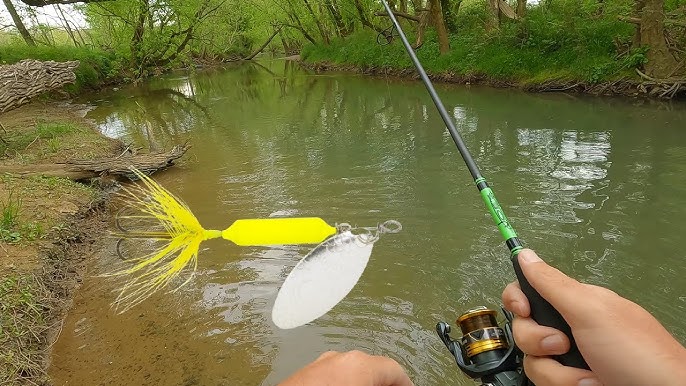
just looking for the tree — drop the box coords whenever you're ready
[516,0,526,18]
[623,0,681,78]
[486,0,499,31]
[324,0,347,37]
[439,0,458,32]
[638,0,680,78]
[302,0,329,44]
[2,0,36,45]
[428,0,449,53]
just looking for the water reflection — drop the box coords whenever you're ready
[52,60,686,386]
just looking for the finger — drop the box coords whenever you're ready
[314,351,338,363]
[502,281,530,317]
[366,355,414,386]
[517,249,591,324]
[524,355,601,386]
[512,316,570,356]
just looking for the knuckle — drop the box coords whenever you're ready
[345,350,368,361]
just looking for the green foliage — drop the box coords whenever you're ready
[0,192,43,243]
[35,122,80,138]
[304,0,644,85]
[0,192,21,243]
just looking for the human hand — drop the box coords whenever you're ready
[502,249,686,386]
[279,350,413,386]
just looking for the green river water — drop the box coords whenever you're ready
[49,59,686,385]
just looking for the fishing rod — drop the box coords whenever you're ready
[378,0,589,383]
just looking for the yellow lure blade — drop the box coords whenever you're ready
[220,218,337,246]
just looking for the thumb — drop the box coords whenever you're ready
[517,249,589,325]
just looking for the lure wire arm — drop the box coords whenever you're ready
[335,220,403,244]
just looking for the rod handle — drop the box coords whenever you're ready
[511,253,590,370]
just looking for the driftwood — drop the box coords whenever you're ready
[0,59,80,114]
[0,144,189,181]
[635,68,686,98]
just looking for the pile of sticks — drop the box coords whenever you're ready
[0,59,80,113]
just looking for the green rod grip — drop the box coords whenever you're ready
[478,185,519,242]
[475,177,590,370]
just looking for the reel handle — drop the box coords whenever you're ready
[511,254,590,370]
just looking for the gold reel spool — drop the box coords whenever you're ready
[456,306,509,358]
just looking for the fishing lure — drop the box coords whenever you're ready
[108,167,401,327]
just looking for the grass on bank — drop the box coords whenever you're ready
[0,191,43,243]
[0,274,52,385]
[302,1,645,85]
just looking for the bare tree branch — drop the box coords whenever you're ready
[19,0,111,7]
[374,10,420,22]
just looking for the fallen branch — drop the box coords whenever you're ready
[635,68,686,98]
[0,60,80,113]
[0,144,190,181]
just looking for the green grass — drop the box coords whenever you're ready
[35,122,81,138]
[302,1,643,85]
[0,192,43,243]
[0,191,21,242]
[1,122,81,155]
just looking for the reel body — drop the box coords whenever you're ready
[436,306,529,386]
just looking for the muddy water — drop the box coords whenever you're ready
[50,60,686,385]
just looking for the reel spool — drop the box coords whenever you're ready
[436,306,526,386]
[456,307,509,364]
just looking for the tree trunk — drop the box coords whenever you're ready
[400,0,407,13]
[55,4,79,46]
[284,5,317,45]
[3,0,36,46]
[324,0,346,37]
[243,27,282,60]
[632,0,644,48]
[440,0,458,32]
[353,0,381,32]
[486,0,500,31]
[414,9,429,48]
[638,0,680,77]
[429,0,450,53]
[517,0,526,18]
[302,0,330,44]
[130,0,149,68]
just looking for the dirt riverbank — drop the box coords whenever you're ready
[0,101,124,385]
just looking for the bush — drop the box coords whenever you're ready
[303,0,639,85]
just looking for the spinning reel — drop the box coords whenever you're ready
[436,306,530,386]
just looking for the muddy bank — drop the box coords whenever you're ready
[301,61,685,100]
[0,100,165,385]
